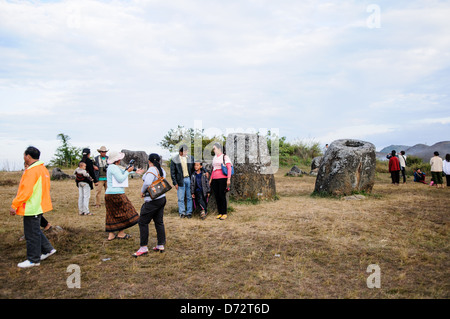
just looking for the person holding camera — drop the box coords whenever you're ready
[94,146,109,208]
[104,151,139,241]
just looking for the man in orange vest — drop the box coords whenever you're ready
[10,146,56,268]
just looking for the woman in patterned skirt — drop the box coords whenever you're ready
[105,151,139,241]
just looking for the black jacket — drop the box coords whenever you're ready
[190,168,211,198]
[82,156,98,184]
[170,154,194,187]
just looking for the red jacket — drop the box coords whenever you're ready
[389,156,401,172]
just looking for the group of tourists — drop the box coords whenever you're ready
[72,146,109,216]
[387,150,408,185]
[9,142,234,267]
[170,143,232,221]
[13,142,448,268]
[388,150,450,188]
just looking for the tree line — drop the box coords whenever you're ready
[51,127,323,168]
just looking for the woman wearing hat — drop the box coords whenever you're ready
[104,151,139,240]
[94,146,109,208]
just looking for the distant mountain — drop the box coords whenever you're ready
[411,141,450,162]
[379,145,411,153]
[377,141,450,162]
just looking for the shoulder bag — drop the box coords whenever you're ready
[221,154,234,176]
[145,171,172,199]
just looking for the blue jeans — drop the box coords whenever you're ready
[177,177,193,216]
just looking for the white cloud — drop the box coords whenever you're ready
[317,124,398,145]
[412,117,450,125]
[368,92,445,111]
[0,0,449,169]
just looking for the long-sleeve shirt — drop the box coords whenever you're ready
[141,167,167,202]
[443,160,450,175]
[105,164,129,194]
[389,156,400,172]
[398,154,407,168]
[430,156,443,172]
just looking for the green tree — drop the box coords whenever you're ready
[265,130,321,167]
[159,125,225,158]
[50,133,82,167]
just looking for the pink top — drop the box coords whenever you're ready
[211,154,232,180]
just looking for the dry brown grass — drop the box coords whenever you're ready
[0,166,449,299]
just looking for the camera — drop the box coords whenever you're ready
[103,164,109,173]
[125,159,137,171]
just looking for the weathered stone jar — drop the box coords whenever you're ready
[225,133,277,201]
[121,149,149,171]
[314,139,376,196]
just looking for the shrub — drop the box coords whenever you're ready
[406,155,423,167]
[376,160,389,174]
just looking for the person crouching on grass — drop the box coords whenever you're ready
[74,161,94,216]
[133,153,167,257]
[190,161,211,220]
[10,146,56,268]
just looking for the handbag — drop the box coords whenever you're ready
[146,171,172,199]
[221,154,234,176]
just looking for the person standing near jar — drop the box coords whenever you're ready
[209,143,232,220]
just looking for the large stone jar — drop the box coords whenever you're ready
[225,133,277,201]
[314,139,376,196]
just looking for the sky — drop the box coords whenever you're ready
[1,0,449,170]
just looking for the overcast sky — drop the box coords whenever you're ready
[1,0,449,170]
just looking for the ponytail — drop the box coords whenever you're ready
[149,153,163,176]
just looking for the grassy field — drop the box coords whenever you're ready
[0,164,448,299]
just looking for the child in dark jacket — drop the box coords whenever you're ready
[190,161,211,219]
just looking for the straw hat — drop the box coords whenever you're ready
[107,151,125,164]
[97,146,109,152]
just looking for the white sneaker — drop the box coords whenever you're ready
[18,260,40,268]
[40,249,57,261]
